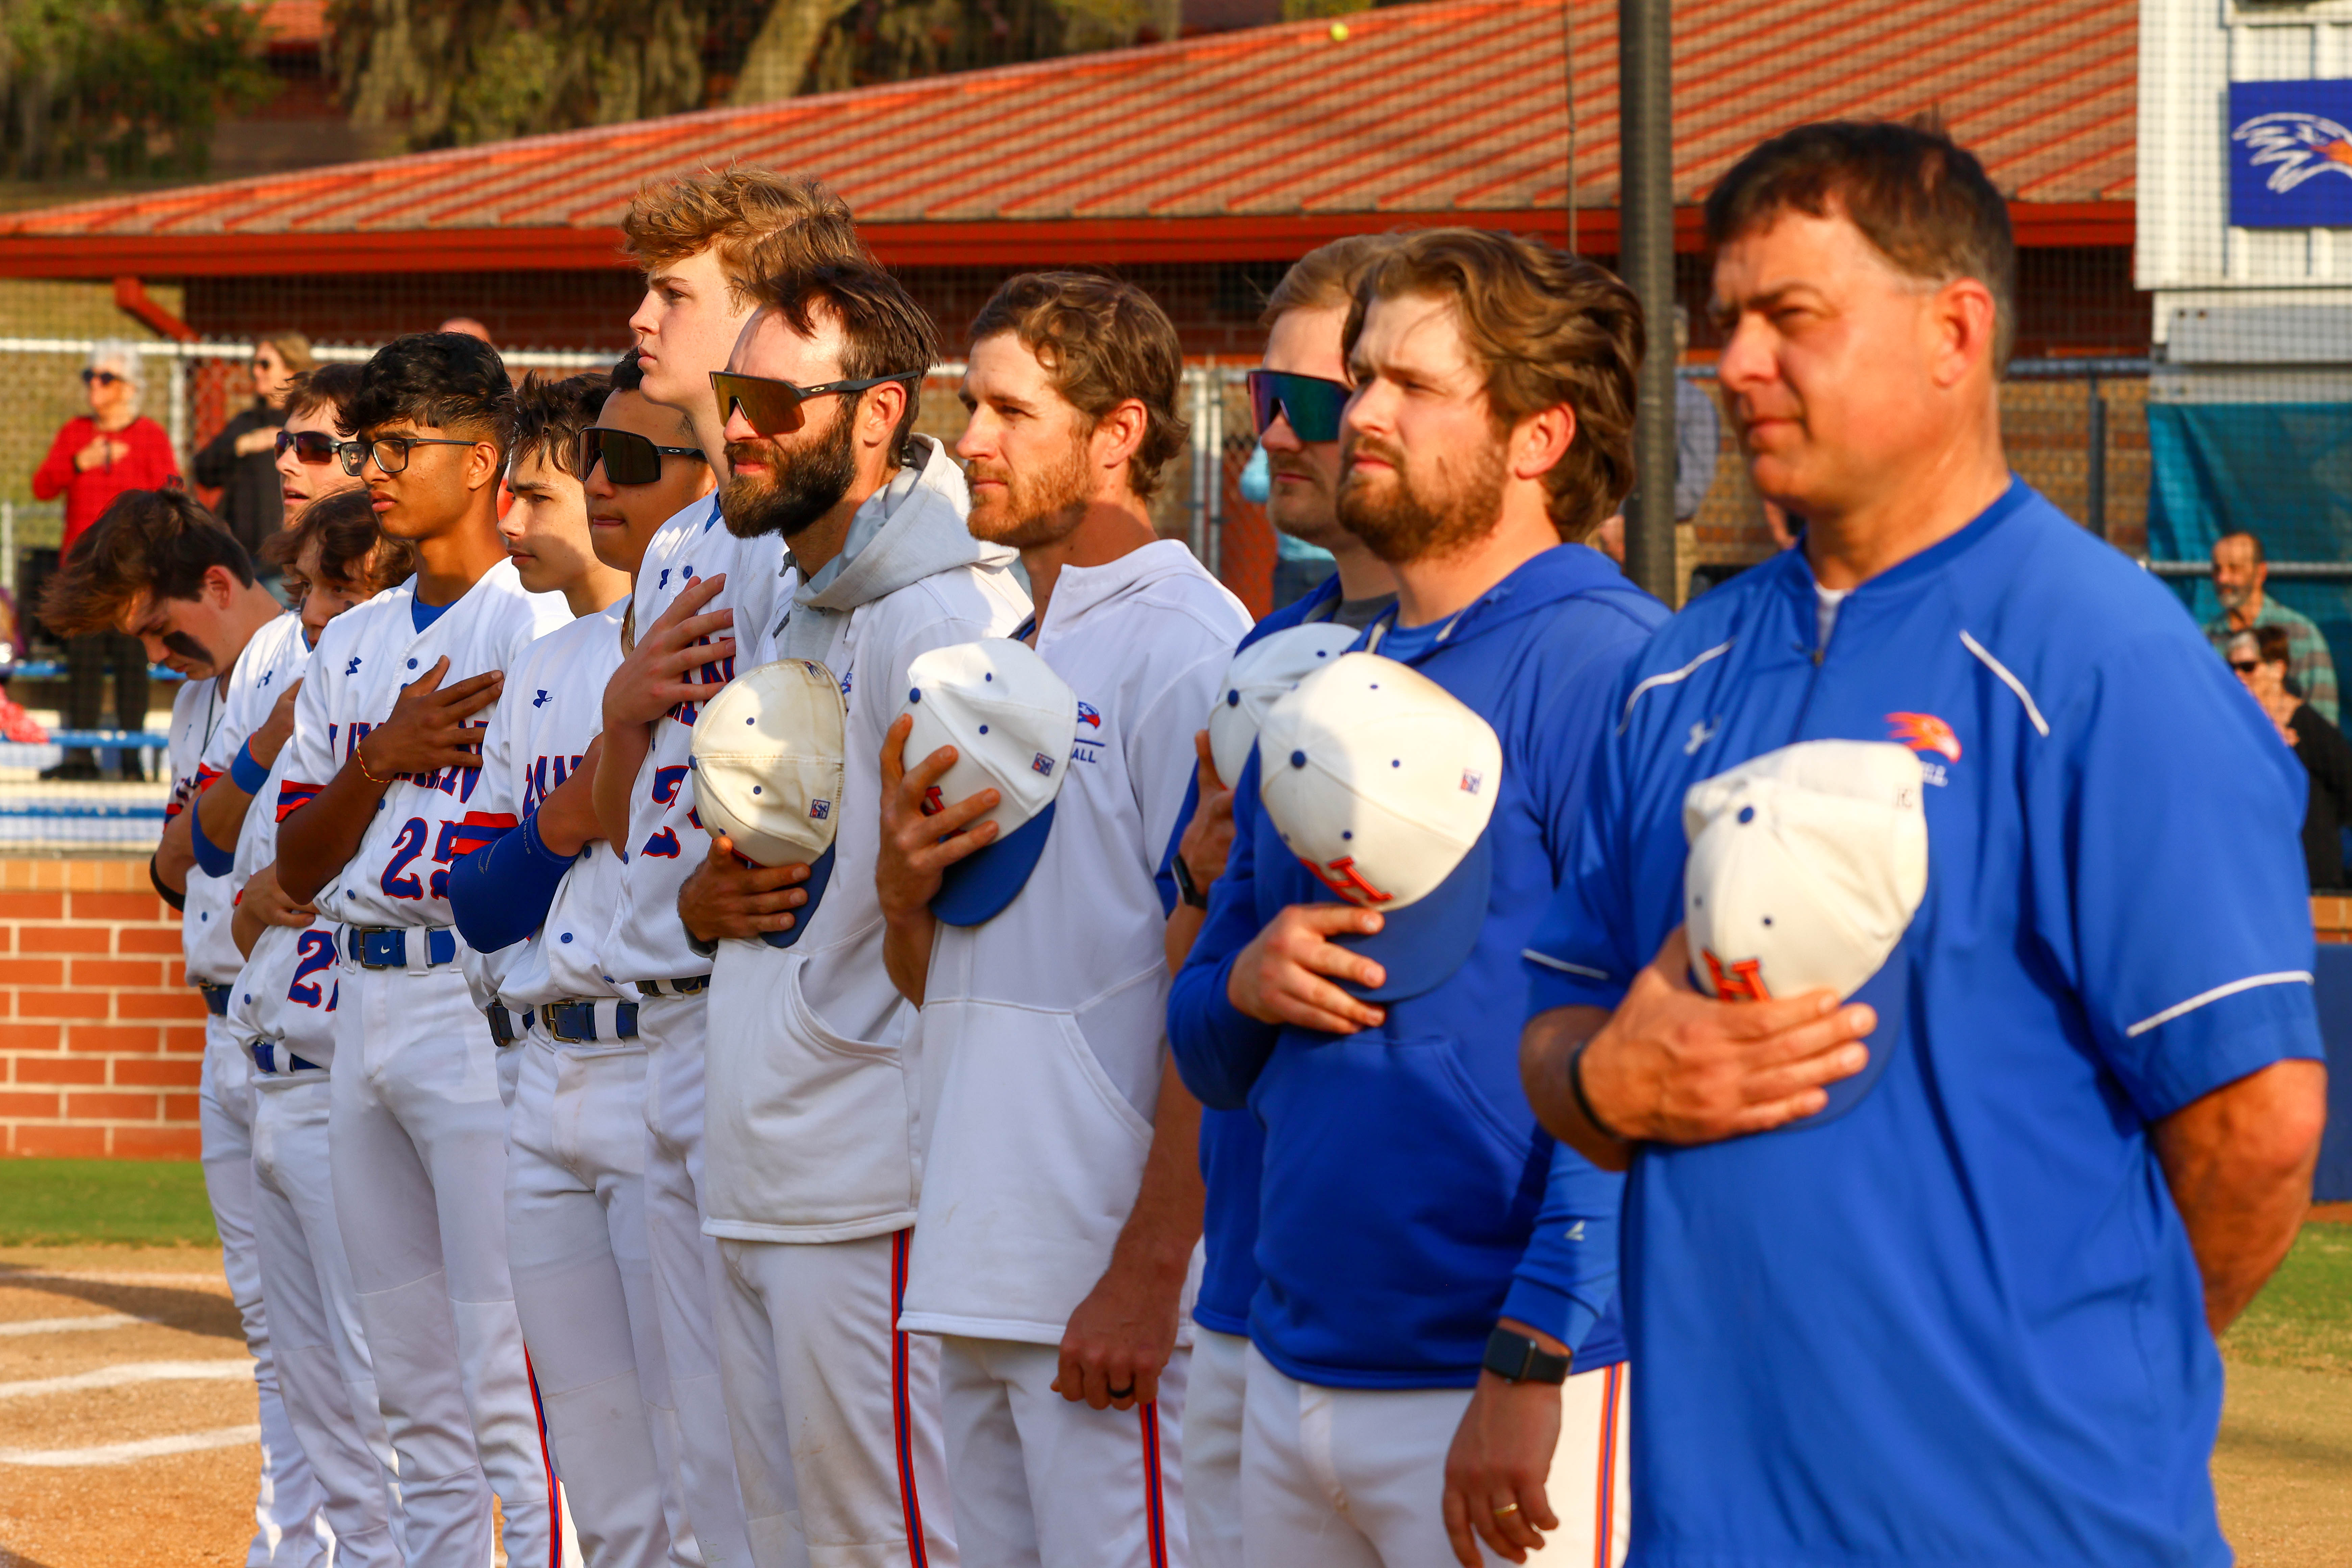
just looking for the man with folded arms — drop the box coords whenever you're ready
[1519,122,2327,1568]
[875,272,1250,1568]
[1167,228,1663,1568]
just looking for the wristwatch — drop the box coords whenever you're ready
[1170,852,1211,910]
[1482,1326,1571,1385]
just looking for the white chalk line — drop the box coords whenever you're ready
[0,1359,251,1401]
[0,1423,260,1467]
[0,1270,229,1289]
[0,1314,150,1338]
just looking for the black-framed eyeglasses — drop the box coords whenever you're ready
[710,369,920,437]
[579,427,707,486]
[340,434,479,476]
[276,429,351,466]
[1246,369,1352,443]
[80,369,125,388]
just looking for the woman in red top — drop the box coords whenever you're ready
[29,344,179,779]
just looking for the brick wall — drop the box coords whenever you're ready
[0,858,207,1159]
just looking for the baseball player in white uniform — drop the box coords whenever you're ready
[275,332,572,1568]
[676,265,1027,1567]
[590,170,872,1568]
[450,366,701,1568]
[43,488,328,1565]
[228,492,416,1568]
[876,274,1249,1568]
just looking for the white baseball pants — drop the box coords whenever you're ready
[506,1029,674,1568]
[935,1335,1186,1568]
[638,990,757,1568]
[1240,1346,1630,1568]
[330,959,557,1568]
[716,1230,954,1568]
[1182,1328,1247,1568]
[201,1013,328,1566]
[250,1070,403,1567]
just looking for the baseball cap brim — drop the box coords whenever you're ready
[931,802,1057,927]
[1323,831,1492,1002]
[757,843,837,951]
[1780,935,1906,1130]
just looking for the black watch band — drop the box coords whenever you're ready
[1482,1326,1571,1385]
[1170,853,1210,910]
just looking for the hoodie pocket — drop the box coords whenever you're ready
[704,948,917,1230]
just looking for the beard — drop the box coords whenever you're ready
[965,426,1093,551]
[1335,431,1507,566]
[720,401,857,541]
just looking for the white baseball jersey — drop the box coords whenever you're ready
[225,737,342,1072]
[278,561,571,932]
[603,496,786,984]
[163,672,225,971]
[185,612,309,986]
[702,445,1030,1243]
[462,603,631,1009]
[901,540,1247,1344]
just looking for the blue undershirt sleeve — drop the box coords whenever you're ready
[1499,1140,1623,1354]
[189,801,236,879]
[1168,747,1283,1111]
[447,812,572,955]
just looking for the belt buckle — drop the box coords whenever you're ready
[548,1002,593,1043]
[357,929,404,969]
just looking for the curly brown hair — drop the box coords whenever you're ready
[967,272,1190,501]
[1343,228,1643,544]
[622,166,871,302]
[266,488,415,594]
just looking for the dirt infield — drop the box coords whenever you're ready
[2,1243,2347,1566]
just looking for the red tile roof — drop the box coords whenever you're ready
[0,0,2133,277]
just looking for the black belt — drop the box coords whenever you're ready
[249,1041,322,1075]
[635,975,709,998]
[546,1000,640,1044]
[197,982,231,1017]
[487,1005,534,1047]
[345,926,458,969]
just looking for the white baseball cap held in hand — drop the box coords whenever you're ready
[1681,739,1929,1003]
[901,638,1079,926]
[1206,621,1361,787]
[689,658,849,950]
[1258,652,1503,1001]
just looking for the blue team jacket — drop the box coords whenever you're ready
[1523,481,2323,1567]
[1168,544,1663,1387]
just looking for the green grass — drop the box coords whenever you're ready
[0,1157,218,1247]
[2225,1223,2352,1376]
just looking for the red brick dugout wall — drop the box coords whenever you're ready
[0,859,207,1159]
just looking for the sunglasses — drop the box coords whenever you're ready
[710,369,919,437]
[80,369,125,388]
[339,434,478,476]
[580,427,707,486]
[2230,659,2262,673]
[1246,369,1352,444]
[275,429,350,466]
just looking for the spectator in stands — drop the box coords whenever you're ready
[198,332,314,592]
[30,342,179,781]
[2209,530,2338,725]
[2231,624,2352,890]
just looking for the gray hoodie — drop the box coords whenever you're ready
[766,433,1017,663]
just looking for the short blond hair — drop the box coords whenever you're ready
[622,166,871,300]
[1259,233,1402,328]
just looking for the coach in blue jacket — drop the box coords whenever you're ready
[1169,228,1666,1568]
[1522,122,2328,1568]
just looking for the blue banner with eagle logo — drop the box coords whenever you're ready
[2231,78,2352,228]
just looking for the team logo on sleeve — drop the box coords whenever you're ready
[345,656,363,676]
[533,690,551,708]
[1885,712,1961,763]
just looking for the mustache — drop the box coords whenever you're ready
[1341,431,1408,472]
